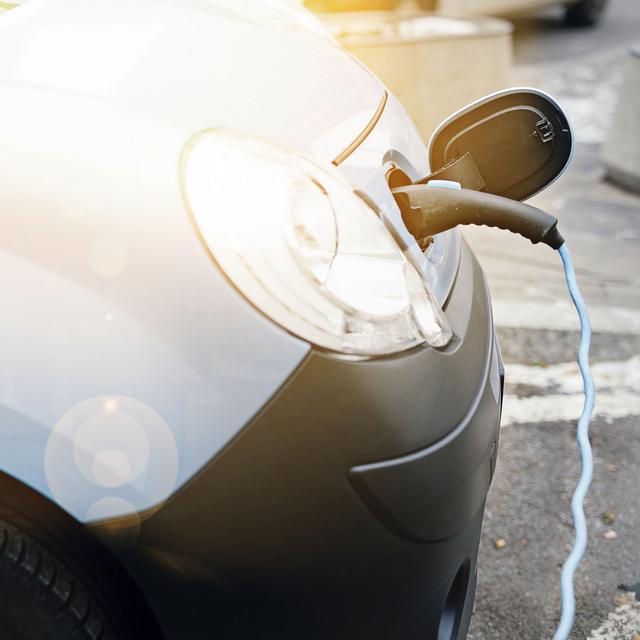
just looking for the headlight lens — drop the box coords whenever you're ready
[181,130,451,356]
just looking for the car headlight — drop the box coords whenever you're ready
[181,130,451,356]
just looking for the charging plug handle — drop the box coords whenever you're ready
[392,184,564,249]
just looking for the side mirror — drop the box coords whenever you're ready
[428,88,573,201]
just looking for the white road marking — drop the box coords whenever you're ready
[501,357,640,426]
[506,356,640,393]
[587,602,640,639]
[492,299,640,335]
[502,391,640,427]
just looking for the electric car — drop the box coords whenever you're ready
[0,1,504,638]
[431,0,608,26]
[306,0,609,27]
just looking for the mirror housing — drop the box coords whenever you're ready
[428,88,573,201]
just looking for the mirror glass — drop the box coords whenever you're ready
[428,88,573,201]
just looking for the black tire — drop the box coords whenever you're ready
[565,0,608,26]
[0,508,159,640]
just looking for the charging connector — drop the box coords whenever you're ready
[393,182,565,249]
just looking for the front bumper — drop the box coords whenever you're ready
[101,240,503,640]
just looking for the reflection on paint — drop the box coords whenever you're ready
[91,449,133,489]
[89,238,128,277]
[72,409,150,487]
[45,396,179,522]
[86,496,138,522]
[86,497,142,545]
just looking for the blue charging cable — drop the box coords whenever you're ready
[553,244,596,640]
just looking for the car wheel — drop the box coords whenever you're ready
[0,509,158,640]
[565,0,608,26]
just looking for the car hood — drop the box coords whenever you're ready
[0,0,385,163]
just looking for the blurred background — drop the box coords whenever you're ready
[305,0,640,638]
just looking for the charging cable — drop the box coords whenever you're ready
[392,182,596,640]
[554,243,596,640]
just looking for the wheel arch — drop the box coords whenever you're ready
[0,468,164,638]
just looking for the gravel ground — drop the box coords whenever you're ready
[497,327,640,366]
[468,412,640,640]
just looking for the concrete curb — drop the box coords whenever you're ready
[320,11,513,141]
[602,44,640,194]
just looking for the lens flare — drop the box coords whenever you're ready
[45,396,179,522]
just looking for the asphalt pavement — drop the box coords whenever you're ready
[464,1,640,638]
